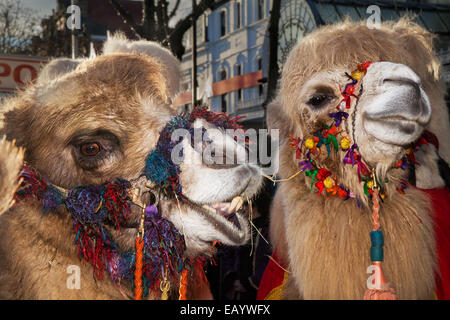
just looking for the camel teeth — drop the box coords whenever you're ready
[202,204,216,214]
[228,196,244,213]
[235,198,244,212]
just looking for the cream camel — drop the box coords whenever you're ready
[267,19,449,299]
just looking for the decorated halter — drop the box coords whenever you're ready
[10,106,242,300]
[143,107,243,199]
[286,62,439,300]
[288,62,437,202]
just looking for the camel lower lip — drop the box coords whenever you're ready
[201,200,245,229]
[364,117,422,145]
[182,196,249,245]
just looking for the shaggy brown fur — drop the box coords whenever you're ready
[267,19,448,299]
[0,35,263,298]
[0,52,197,299]
[0,138,23,215]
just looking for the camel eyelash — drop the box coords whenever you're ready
[69,130,122,170]
[306,94,335,109]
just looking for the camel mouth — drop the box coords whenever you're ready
[184,195,250,244]
[108,196,248,235]
[363,116,423,146]
[365,111,425,125]
[201,196,246,228]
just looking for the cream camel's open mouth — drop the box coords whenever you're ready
[201,196,245,227]
[184,195,250,244]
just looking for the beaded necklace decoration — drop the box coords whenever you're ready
[14,164,186,299]
[286,62,439,299]
[11,106,241,299]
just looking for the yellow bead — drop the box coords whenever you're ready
[367,180,374,189]
[305,138,315,150]
[351,70,363,80]
[340,137,351,150]
[324,177,334,189]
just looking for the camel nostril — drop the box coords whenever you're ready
[382,77,421,92]
[381,77,430,120]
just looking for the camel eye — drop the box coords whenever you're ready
[307,95,329,108]
[80,143,101,156]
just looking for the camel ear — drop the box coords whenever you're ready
[102,33,181,98]
[0,137,24,215]
[415,144,449,189]
[391,18,440,83]
[266,98,295,141]
[36,58,83,84]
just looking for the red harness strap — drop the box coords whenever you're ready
[256,249,287,300]
[420,188,450,300]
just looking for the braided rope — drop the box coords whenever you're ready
[371,189,381,231]
[178,269,188,300]
[134,237,144,300]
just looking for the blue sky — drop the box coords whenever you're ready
[21,0,57,17]
[20,0,190,24]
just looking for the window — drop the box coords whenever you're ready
[221,94,227,113]
[236,64,242,101]
[257,0,264,20]
[220,10,226,37]
[257,57,263,96]
[220,69,227,112]
[236,2,241,29]
[220,69,227,81]
[204,15,209,42]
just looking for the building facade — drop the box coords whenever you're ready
[177,0,450,126]
[176,0,273,127]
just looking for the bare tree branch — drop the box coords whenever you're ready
[168,0,181,19]
[107,0,143,38]
[166,0,229,58]
[0,0,42,54]
[107,0,229,59]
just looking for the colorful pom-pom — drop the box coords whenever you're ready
[340,137,351,150]
[304,138,315,150]
[351,70,363,80]
[324,177,334,189]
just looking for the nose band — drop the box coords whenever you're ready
[143,106,243,199]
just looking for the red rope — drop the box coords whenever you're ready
[134,237,144,300]
[178,269,188,300]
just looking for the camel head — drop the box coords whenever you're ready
[268,19,449,200]
[0,35,262,260]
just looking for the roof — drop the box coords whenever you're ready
[306,0,450,52]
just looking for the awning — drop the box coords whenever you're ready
[306,0,450,51]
